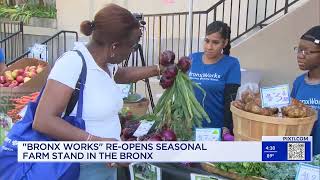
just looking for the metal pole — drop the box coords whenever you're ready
[186,0,193,55]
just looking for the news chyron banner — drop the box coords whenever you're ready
[14,136,312,162]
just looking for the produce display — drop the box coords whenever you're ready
[203,155,320,180]
[232,90,313,118]
[119,108,178,141]
[155,50,210,140]
[7,92,40,122]
[0,64,44,88]
[138,126,177,141]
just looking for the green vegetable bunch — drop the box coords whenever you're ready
[214,162,266,177]
[154,53,210,140]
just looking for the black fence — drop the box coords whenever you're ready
[9,31,78,66]
[140,0,300,66]
[0,21,24,64]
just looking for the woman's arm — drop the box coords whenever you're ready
[223,84,240,134]
[33,79,114,141]
[114,66,159,84]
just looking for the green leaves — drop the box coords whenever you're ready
[153,70,210,140]
[214,162,266,177]
[0,4,56,24]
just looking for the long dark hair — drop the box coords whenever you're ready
[206,21,231,55]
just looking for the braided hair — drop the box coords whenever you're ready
[206,21,231,55]
[301,25,320,46]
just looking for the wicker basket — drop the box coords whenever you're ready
[201,163,267,180]
[230,104,318,141]
[123,98,149,116]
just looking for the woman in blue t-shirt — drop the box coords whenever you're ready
[0,48,7,73]
[188,21,241,141]
[291,26,320,155]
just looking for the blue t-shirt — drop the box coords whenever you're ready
[0,48,4,63]
[291,74,320,155]
[188,52,241,128]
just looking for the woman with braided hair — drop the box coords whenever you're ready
[188,21,241,141]
[291,25,320,155]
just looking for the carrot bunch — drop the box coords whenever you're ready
[7,92,40,122]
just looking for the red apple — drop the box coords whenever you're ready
[29,66,36,72]
[10,80,18,86]
[30,69,37,74]
[23,77,31,83]
[17,69,24,76]
[0,76,6,84]
[3,82,11,87]
[23,71,29,77]
[25,66,30,72]
[28,71,37,78]
[16,75,24,83]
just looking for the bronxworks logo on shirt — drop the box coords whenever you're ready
[189,72,222,81]
[300,98,320,110]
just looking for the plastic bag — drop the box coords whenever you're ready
[236,82,259,101]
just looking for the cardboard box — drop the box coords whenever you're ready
[0,58,50,114]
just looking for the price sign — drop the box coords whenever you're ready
[260,84,290,108]
[133,120,155,137]
[116,84,131,98]
[129,163,161,180]
[190,173,219,180]
[295,163,320,180]
[29,44,48,61]
[195,128,221,141]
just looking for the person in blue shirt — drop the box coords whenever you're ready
[188,21,241,141]
[291,26,320,155]
[0,48,7,73]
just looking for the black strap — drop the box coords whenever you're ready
[64,50,86,117]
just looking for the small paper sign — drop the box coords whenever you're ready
[295,163,320,180]
[190,173,220,180]
[260,84,290,108]
[133,120,155,137]
[29,44,48,61]
[195,128,221,141]
[129,163,161,180]
[116,84,131,98]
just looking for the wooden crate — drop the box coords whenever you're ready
[0,58,50,114]
[230,104,317,141]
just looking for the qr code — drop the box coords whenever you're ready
[287,143,305,160]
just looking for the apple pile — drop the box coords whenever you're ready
[0,64,44,88]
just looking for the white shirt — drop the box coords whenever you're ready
[48,42,123,140]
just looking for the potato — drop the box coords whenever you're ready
[242,91,255,104]
[253,97,262,107]
[260,108,273,116]
[233,100,245,110]
[245,101,262,114]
